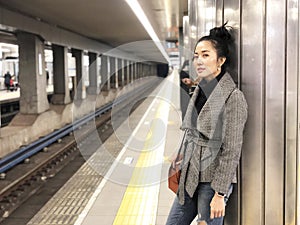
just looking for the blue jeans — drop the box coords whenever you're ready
[165,183,233,225]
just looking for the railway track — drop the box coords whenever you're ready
[0,78,160,223]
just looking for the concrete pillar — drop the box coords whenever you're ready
[17,31,49,114]
[130,61,134,82]
[116,58,121,87]
[71,48,84,100]
[134,62,137,80]
[142,64,145,77]
[115,58,119,89]
[136,62,139,79]
[123,60,127,85]
[110,56,116,89]
[140,64,143,77]
[100,55,109,91]
[88,52,99,95]
[147,65,149,76]
[51,44,71,104]
[138,63,141,77]
[121,59,125,87]
[127,60,130,83]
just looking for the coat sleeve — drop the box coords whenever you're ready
[210,89,248,194]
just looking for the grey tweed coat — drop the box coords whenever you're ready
[177,72,248,205]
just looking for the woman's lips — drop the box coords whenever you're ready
[197,67,205,73]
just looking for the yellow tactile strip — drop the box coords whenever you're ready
[27,73,176,225]
[26,122,134,224]
[113,83,172,225]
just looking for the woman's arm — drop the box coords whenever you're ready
[209,90,247,219]
[211,89,248,194]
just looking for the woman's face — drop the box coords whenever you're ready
[193,40,225,81]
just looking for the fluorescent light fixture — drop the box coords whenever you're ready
[125,0,170,63]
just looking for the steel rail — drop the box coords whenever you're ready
[0,83,148,174]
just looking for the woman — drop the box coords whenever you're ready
[166,24,248,225]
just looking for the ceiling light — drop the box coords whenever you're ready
[125,0,170,63]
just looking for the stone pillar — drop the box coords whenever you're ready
[88,52,99,95]
[110,56,116,89]
[130,61,134,82]
[127,60,130,83]
[117,58,122,87]
[134,62,137,80]
[100,55,109,91]
[71,48,84,100]
[121,59,125,87]
[136,62,139,79]
[115,58,119,89]
[17,31,49,114]
[132,62,136,80]
[142,64,145,77]
[123,59,127,85]
[139,63,142,78]
[51,44,71,104]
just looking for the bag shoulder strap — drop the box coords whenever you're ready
[176,130,187,159]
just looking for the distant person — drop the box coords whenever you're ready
[46,70,49,85]
[180,60,201,96]
[166,23,248,225]
[179,60,200,119]
[4,71,11,91]
[179,60,189,88]
[179,60,191,119]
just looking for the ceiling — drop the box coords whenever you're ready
[0,0,188,60]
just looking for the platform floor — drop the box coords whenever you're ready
[26,71,197,225]
[0,85,53,102]
[0,88,20,102]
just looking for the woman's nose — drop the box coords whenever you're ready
[196,57,203,64]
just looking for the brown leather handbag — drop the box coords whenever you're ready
[168,154,183,194]
[168,131,187,194]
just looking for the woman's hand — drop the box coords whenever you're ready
[210,192,225,219]
[181,78,194,87]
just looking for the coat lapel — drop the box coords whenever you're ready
[197,73,236,139]
[181,73,236,139]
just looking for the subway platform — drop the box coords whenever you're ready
[24,70,198,225]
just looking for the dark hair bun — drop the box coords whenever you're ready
[209,22,234,43]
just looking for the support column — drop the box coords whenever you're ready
[136,62,140,79]
[17,31,49,114]
[100,55,109,91]
[71,48,84,100]
[110,56,116,89]
[131,62,135,81]
[139,64,142,77]
[134,62,137,80]
[88,52,99,95]
[130,61,134,82]
[117,58,122,87]
[121,59,125,87]
[127,60,130,83]
[115,58,119,89]
[123,60,127,85]
[140,64,144,77]
[51,44,71,104]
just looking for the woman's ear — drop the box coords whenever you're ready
[218,57,226,67]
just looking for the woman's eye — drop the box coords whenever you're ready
[202,54,209,57]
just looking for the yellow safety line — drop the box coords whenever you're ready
[113,89,171,225]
